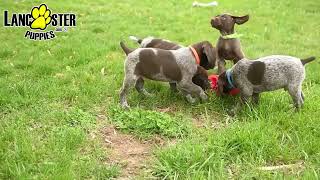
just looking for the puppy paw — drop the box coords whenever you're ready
[294,107,301,112]
[227,108,237,117]
[120,102,130,109]
[186,94,196,104]
[200,92,208,102]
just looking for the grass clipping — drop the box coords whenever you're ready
[109,106,190,138]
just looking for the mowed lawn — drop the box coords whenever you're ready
[0,0,320,179]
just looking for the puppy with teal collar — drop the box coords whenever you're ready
[218,55,316,114]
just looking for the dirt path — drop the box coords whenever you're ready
[97,107,215,179]
[102,125,160,179]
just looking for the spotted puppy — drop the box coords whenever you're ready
[218,55,316,112]
[211,14,249,74]
[130,36,183,50]
[119,41,215,109]
[130,36,216,69]
[130,36,215,91]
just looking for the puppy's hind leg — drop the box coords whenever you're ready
[301,91,305,101]
[288,84,304,109]
[135,77,151,96]
[120,75,137,109]
[298,86,304,108]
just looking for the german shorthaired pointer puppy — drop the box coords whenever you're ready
[218,55,316,113]
[119,41,216,109]
[130,36,183,50]
[130,36,216,91]
[211,14,249,74]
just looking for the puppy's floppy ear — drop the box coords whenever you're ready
[232,15,249,25]
[202,41,216,70]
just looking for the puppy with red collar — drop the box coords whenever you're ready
[119,41,216,109]
[130,36,216,91]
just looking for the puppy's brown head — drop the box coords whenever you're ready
[191,41,216,70]
[192,66,211,91]
[210,14,249,35]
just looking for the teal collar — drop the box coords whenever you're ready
[221,33,243,39]
[226,69,235,89]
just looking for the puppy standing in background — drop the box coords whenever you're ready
[119,41,216,109]
[210,14,249,74]
[218,55,316,114]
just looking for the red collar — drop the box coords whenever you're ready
[189,46,200,65]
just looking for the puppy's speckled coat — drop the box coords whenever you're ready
[130,36,214,91]
[119,41,216,109]
[133,36,183,50]
[218,55,316,111]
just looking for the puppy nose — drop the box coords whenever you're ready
[211,17,218,25]
[210,18,215,26]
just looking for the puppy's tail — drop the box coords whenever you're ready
[129,35,142,44]
[301,56,316,65]
[120,41,134,56]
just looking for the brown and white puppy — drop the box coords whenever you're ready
[119,41,215,109]
[218,55,316,114]
[210,14,249,73]
[130,36,216,91]
[130,36,183,50]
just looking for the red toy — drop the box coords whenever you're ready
[208,74,240,96]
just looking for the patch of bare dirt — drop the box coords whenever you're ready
[101,125,168,179]
[95,109,177,179]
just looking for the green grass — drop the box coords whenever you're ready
[0,0,319,179]
[109,106,191,138]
